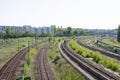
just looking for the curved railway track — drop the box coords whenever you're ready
[97,40,120,49]
[77,39,120,60]
[0,47,28,80]
[0,41,42,80]
[35,43,55,80]
[60,41,119,80]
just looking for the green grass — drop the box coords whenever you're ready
[20,38,47,80]
[102,38,120,47]
[22,47,38,80]
[21,37,49,80]
[69,40,120,73]
[79,36,99,46]
[0,37,37,69]
[92,36,98,43]
[48,39,86,80]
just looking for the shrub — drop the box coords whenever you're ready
[24,63,29,75]
[77,49,82,55]
[22,44,26,47]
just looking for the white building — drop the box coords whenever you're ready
[37,27,42,34]
[23,25,32,32]
[0,25,55,36]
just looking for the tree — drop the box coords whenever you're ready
[55,27,64,36]
[5,28,11,38]
[40,29,47,37]
[54,26,88,37]
[0,31,2,38]
[73,30,78,36]
[22,32,29,37]
[5,28,18,38]
[117,25,120,42]
[66,27,72,36]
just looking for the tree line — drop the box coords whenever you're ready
[55,26,88,37]
[0,26,88,38]
[117,25,120,42]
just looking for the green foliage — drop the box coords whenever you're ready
[58,38,61,42]
[26,57,31,66]
[73,29,87,36]
[24,63,29,75]
[40,28,53,37]
[25,48,37,66]
[22,74,24,80]
[23,62,32,79]
[48,37,52,42]
[102,38,120,47]
[4,28,37,38]
[22,44,26,47]
[55,26,88,37]
[29,48,37,55]
[48,39,86,80]
[23,45,39,80]
[69,40,120,72]
[117,25,120,42]
[0,37,34,69]
[0,31,4,38]
[66,27,72,36]
[5,28,25,38]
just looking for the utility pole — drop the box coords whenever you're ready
[4,32,6,45]
[35,35,37,44]
[18,39,19,51]
[53,29,55,42]
[35,34,37,50]
[27,40,30,66]
[28,40,30,56]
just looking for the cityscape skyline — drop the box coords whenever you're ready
[0,25,55,34]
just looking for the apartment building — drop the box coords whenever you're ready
[0,25,55,35]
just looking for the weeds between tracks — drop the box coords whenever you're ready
[48,39,86,80]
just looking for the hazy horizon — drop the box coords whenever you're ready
[0,0,120,29]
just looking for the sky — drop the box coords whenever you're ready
[0,0,120,29]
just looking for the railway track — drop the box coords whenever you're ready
[60,41,119,80]
[0,41,42,80]
[77,39,120,60]
[35,43,55,80]
[97,40,120,49]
